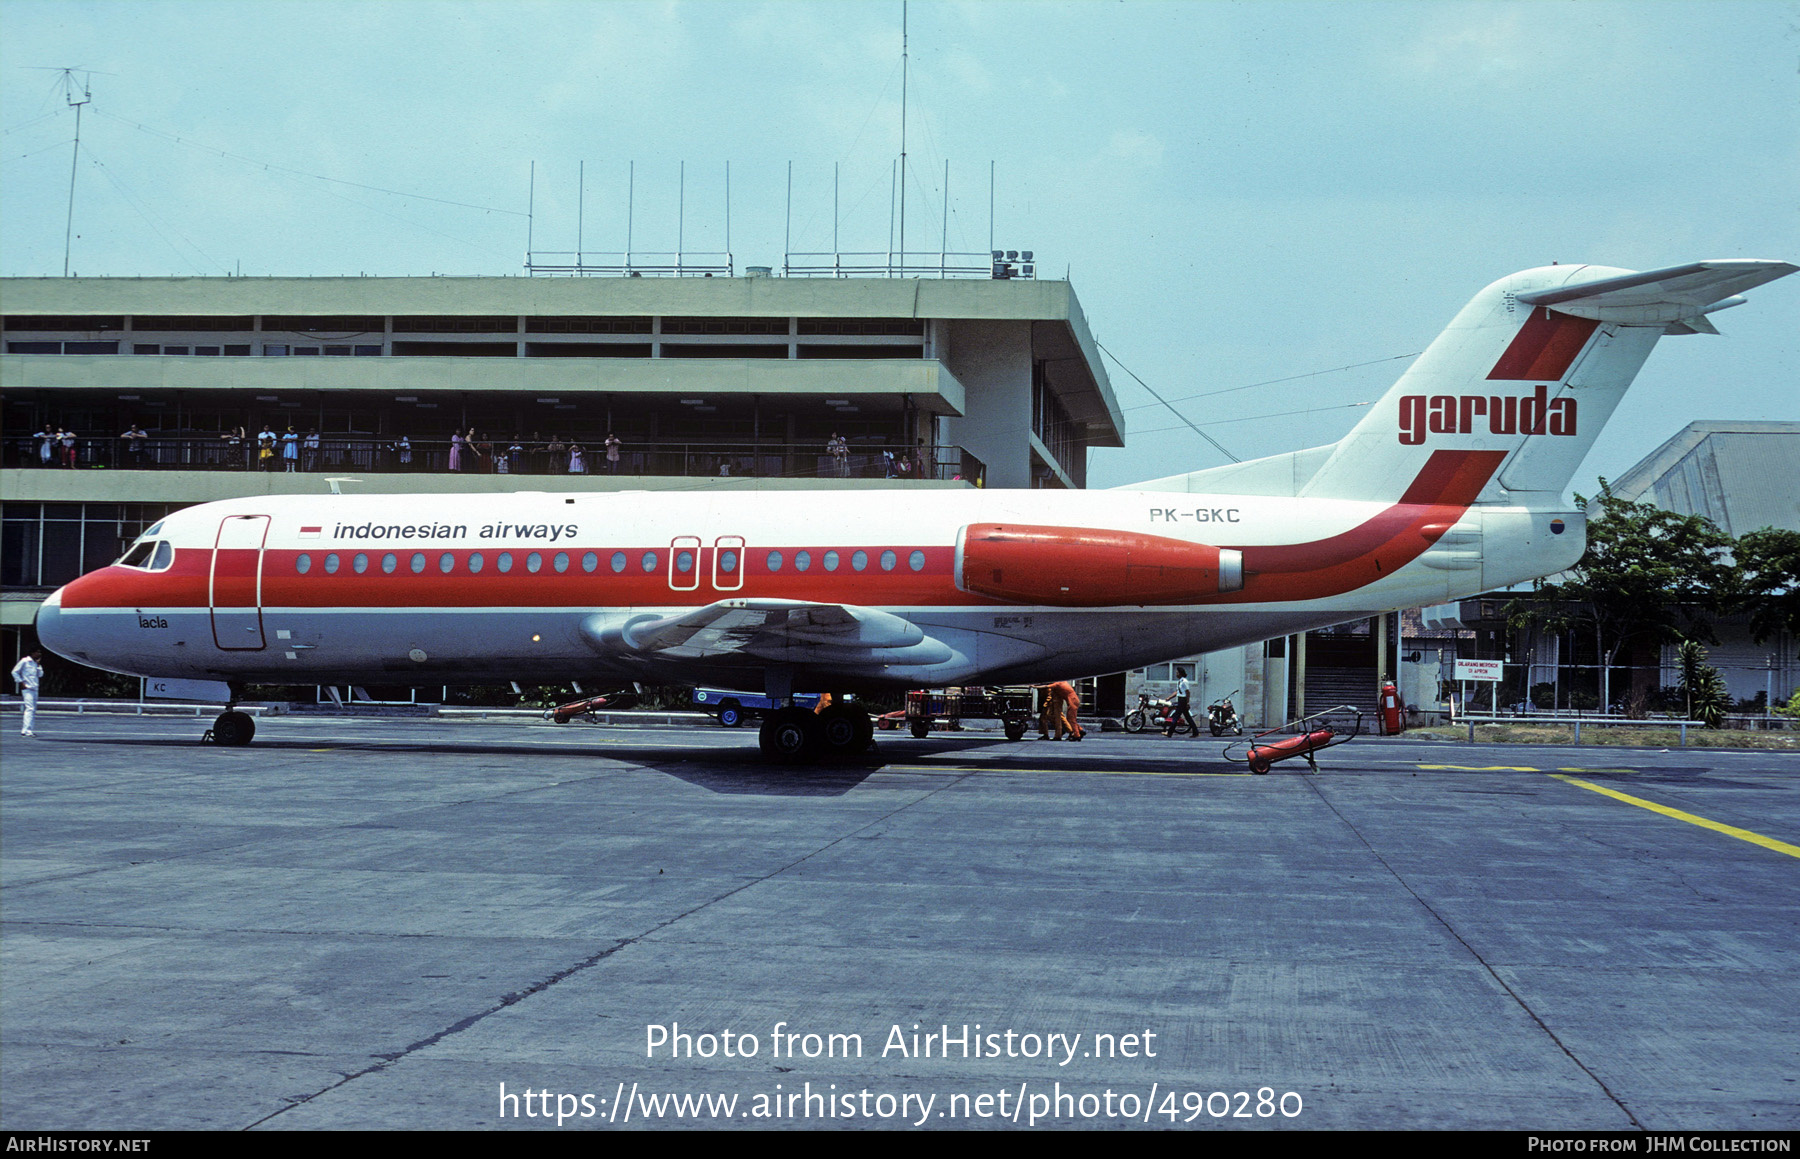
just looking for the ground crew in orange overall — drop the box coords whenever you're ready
[1043,680,1084,741]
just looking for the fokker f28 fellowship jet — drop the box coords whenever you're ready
[35,259,1795,757]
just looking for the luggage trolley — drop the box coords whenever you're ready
[1223,705,1364,774]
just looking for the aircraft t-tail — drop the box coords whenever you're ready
[34,259,1796,757]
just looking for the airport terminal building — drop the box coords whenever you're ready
[1,271,1123,687]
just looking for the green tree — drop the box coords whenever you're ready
[1509,480,1734,709]
[1735,527,1800,644]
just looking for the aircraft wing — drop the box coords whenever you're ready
[590,598,955,665]
[1515,259,1798,330]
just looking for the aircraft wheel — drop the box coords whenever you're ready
[717,701,743,728]
[213,710,255,746]
[817,704,867,757]
[910,719,931,739]
[1004,718,1027,741]
[760,707,819,762]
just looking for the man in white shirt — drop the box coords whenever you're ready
[11,649,44,737]
[1165,669,1197,737]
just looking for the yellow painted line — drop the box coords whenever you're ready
[1419,764,1543,772]
[1550,775,1800,860]
[1417,765,1640,774]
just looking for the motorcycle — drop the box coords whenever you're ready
[1208,690,1244,736]
[1123,691,1197,736]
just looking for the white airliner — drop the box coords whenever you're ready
[35,260,1795,757]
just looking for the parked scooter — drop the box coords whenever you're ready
[1208,690,1244,736]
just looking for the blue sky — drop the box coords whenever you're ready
[3,0,1795,492]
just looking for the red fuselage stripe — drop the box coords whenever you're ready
[58,450,1507,613]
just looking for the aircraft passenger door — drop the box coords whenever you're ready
[210,514,270,650]
[668,536,702,592]
[712,536,744,592]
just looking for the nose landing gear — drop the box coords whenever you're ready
[203,683,255,745]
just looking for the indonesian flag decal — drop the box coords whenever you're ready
[298,525,322,539]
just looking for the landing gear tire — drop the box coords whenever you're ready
[717,701,744,728]
[1004,718,1028,741]
[760,707,819,762]
[817,704,870,758]
[910,719,931,739]
[212,710,255,746]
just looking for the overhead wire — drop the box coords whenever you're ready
[81,146,229,274]
[1099,340,1241,463]
[92,109,527,217]
[1116,350,1422,414]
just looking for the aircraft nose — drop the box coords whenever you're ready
[32,586,74,662]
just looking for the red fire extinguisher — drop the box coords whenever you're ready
[1381,681,1405,736]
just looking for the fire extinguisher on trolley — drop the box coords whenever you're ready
[1380,680,1405,736]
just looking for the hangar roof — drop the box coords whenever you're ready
[1609,421,1800,536]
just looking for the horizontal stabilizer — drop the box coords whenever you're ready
[1515,260,1797,328]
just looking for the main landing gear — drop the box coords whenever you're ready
[758,701,874,762]
[206,684,256,746]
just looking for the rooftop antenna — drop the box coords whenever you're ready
[677,160,685,272]
[577,160,584,266]
[526,161,535,271]
[58,69,92,278]
[724,160,732,259]
[626,160,634,273]
[898,0,908,278]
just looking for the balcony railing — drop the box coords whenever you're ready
[5,437,984,485]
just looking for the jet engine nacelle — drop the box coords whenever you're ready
[955,523,1244,607]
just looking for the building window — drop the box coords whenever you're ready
[264,345,289,356]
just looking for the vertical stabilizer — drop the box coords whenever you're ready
[1297,260,1795,507]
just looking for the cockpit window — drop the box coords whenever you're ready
[142,521,165,538]
[120,541,155,568]
[150,541,174,570]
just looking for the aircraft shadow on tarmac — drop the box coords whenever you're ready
[43,729,1255,794]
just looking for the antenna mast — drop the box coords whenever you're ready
[60,69,91,277]
[898,1,907,278]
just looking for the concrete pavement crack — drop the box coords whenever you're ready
[1300,773,1646,1132]
[241,767,977,1129]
